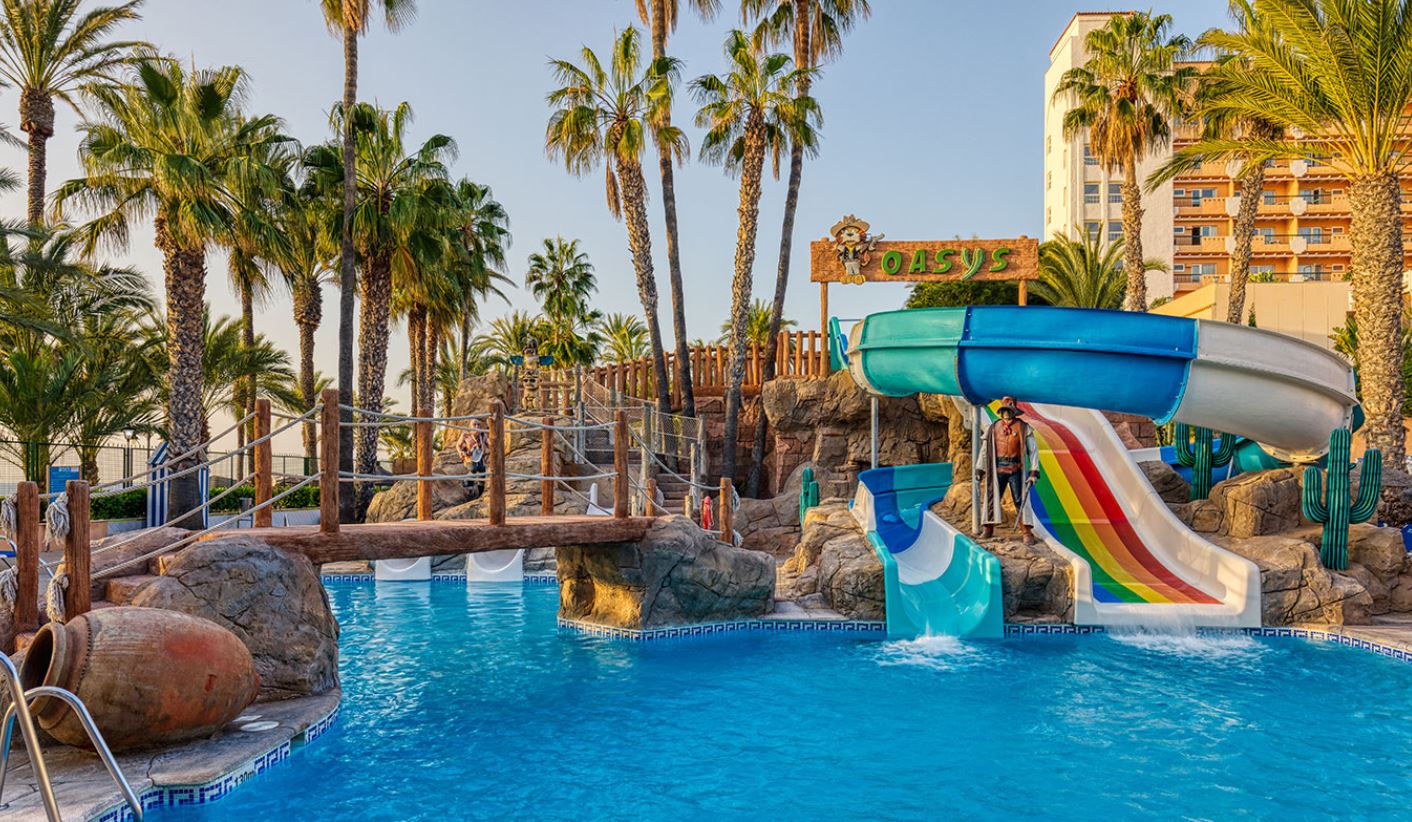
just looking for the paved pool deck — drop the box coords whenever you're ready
[1328,613,1412,654]
[0,690,339,822]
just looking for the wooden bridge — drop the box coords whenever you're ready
[2,388,737,645]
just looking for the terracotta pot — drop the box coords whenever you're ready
[19,607,260,751]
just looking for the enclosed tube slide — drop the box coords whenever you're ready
[843,306,1359,631]
[850,463,1003,639]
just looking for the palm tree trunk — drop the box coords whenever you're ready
[649,1,694,418]
[337,26,359,525]
[1349,172,1407,482]
[354,251,392,518]
[1227,164,1265,325]
[422,321,438,418]
[722,118,769,486]
[1120,157,1147,311]
[293,277,321,466]
[748,136,806,498]
[408,306,424,417]
[617,157,673,413]
[19,88,54,226]
[156,212,208,529]
[240,282,256,476]
[459,313,472,382]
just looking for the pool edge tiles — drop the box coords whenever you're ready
[319,573,559,584]
[85,703,342,822]
[1006,623,1412,662]
[557,616,888,640]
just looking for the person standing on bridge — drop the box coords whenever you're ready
[457,419,491,499]
[976,396,1040,544]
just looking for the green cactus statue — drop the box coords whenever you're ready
[1302,428,1381,570]
[1173,423,1237,500]
[799,466,820,525]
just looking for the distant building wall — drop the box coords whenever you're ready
[1152,281,1351,351]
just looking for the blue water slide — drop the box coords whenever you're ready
[851,463,1003,639]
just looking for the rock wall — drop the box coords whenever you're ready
[557,516,775,629]
[131,535,340,701]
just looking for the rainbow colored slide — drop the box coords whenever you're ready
[843,306,1359,632]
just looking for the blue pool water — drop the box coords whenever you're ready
[156,582,1412,820]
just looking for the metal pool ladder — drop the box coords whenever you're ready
[0,653,144,821]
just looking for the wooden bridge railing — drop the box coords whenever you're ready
[5,387,741,635]
[589,330,831,404]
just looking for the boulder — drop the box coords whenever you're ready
[1208,468,1304,537]
[130,535,340,701]
[1140,460,1190,505]
[451,372,512,416]
[737,462,811,558]
[1214,533,1372,625]
[778,503,884,620]
[986,537,1073,622]
[366,447,475,523]
[558,516,774,629]
[1169,499,1224,534]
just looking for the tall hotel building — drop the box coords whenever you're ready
[1043,13,1412,313]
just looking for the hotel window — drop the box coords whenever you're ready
[1262,190,1277,205]
[1108,183,1122,203]
[1191,263,1217,276]
[1303,188,1328,204]
[1173,264,1186,273]
[1084,221,1101,238]
[1108,221,1122,242]
[1299,264,1325,279]
[1252,265,1275,275]
[1084,183,1100,204]
[1046,172,1052,190]
[1189,187,1217,205]
[1046,136,1052,154]
[1298,226,1325,243]
[1256,226,1276,242]
[1084,144,1097,166]
[1046,207,1052,225]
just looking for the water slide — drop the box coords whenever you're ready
[850,463,1004,638]
[843,306,1359,632]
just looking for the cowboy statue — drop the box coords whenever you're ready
[975,396,1041,544]
[830,214,883,284]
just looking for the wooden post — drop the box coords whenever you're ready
[820,282,830,369]
[1018,279,1028,306]
[718,477,733,542]
[254,398,273,528]
[13,481,39,633]
[793,331,803,376]
[415,417,432,522]
[63,480,91,621]
[613,410,629,519]
[645,477,658,516]
[320,387,340,534]
[489,402,506,526]
[540,417,555,517]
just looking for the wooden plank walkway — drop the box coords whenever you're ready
[198,516,657,565]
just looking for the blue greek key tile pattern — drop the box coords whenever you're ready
[321,573,375,583]
[557,617,887,641]
[1005,624,1108,636]
[525,573,559,585]
[431,573,467,582]
[86,708,340,822]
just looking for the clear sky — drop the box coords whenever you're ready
[1,0,1233,443]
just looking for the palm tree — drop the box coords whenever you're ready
[636,0,720,418]
[1176,0,1412,477]
[719,297,796,345]
[55,59,290,527]
[743,0,868,495]
[273,188,335,463]
[526,236,596,324]
[445,179,511,383]
[472,310,543,371]
[1149,10,1283,326]
[303,101,454,516]
[1031,229,1167,310]
[546,26,686,413]
[597,311,649,363]
[0,0,149,224]
[0,225,157,483]
[693,28,818,485]
[320,0,417,524]
[1052,11,1194,311]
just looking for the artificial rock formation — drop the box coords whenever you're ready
[736,462,813,558]
[1213,532,1372,625]
[778,503,885,620]
[1139,460,1191,506]
[1170,468,1304,538]
[131,535,340,701]
[557,516,775,629]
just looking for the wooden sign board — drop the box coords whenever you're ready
[810,237,1040,284]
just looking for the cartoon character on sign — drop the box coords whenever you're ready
[830,215,883,284]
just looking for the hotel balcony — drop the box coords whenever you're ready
[1172,233,1229,255]
[1297,233,1352,253]
[1301,194,1351,215]
[1174,196,1231,218]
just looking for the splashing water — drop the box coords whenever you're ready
[874,634,989,671]
[1107,625,1265,661]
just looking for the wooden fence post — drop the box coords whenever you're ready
[489,402,506,526]
[63,480,91,621]
[540,417,555,517]
[718,477,733,543]
[254,398,273,528]
[14,481,38,633]
[614,410,629,519]
[645,477,657,517]
[320,387,340,535]
[415,416,433,522]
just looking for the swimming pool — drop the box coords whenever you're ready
[153,582,1412,820]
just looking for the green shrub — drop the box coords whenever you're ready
[905,280,1042,309]
[91,488,147,520]
[209,483,321,514]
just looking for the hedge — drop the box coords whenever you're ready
[209,483,320,514]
